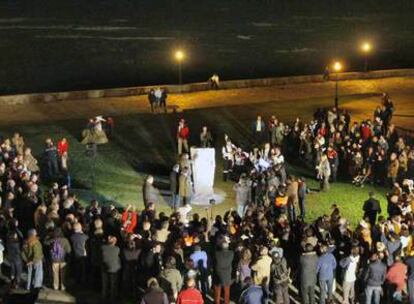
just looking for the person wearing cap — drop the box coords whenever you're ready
[141,277,169,304]
[176,277,204,304]
[21,228,44,290]
[101,235,121,301]
[363,192,381,226]
[159,256,182,301]
[213,238,234,304]
[270,250,290,304]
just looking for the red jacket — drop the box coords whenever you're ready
[176,287,204,304]
[386,261,407,291]
[57,140,68,157]
[178,126,190,139]
[121,211,138,234]
[361,126,372,141]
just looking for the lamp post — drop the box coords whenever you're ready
[333,61,342,109]
[361,42,371,72]
[174,50,185,87]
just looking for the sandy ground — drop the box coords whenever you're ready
[2,76,414,129]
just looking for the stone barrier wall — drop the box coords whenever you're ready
[1,68,414,105]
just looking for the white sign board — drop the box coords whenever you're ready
[190,147,215,196]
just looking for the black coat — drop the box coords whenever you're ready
[299,252,318,287]
[213,248,234,285]
[169,171,179,195]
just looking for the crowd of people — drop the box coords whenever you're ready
[1,92,414,304]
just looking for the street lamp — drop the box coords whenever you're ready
[361,42,372,72]
[174,50,185,87]
[332,61,342,109]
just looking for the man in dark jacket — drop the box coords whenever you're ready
[169,164,179,210]
[213,238,234,304]
[44,138,59,180]
[101,235,121,302]
[70,222,88,284]
[364,252,386,304]
[299,244,318,304]
[363,192,381,226]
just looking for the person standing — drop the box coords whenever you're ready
[387,152,399,186]
[364,252,387,304]
[70,222,89,285]
[251,246,272,287]
[298,177,308,220]
[22,229,44,291]
[233,175,251,217]
[270,251,290,304]
[178,167,192,206]
[141,277,169,304]
[363,191,382,226]
[148,89,156,113]
[176,277,204,304]
[251,115,266,145]
[47,227,72,291]
[177,119,190,155]
[386,255,407,303]
[299,244,318,304]
[101,235,121,302]
[6,231,23,288]
[44,138,59,180]
[213,238,234,304]
[317,154,331,191]
[169,164,180,210]
[222,135,235,182]
[405,251,414,304]
[339,246,360,304]
[159,256,183,302]
[200,126,213,148]
[316,244,336,304]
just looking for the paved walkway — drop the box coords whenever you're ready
[1,77,414,129]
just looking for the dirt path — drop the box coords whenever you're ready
[2,77,414,128]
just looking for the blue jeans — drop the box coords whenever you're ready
[27,261,43,290]
[365,285,381,304]
[171,193,179,210]
[319,278,333,304]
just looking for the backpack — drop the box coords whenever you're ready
[51,239,65,262]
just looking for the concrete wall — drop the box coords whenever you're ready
[1,68,414,105]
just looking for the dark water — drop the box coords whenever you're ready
[0,0,414,94]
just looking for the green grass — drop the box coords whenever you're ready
[1,94,390,227]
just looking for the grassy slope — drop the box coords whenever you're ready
[0,93,390,226]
